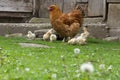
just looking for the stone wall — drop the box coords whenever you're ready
[107,4,120,38]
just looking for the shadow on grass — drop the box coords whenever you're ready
[88,38,102,44]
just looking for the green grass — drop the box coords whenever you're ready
[0,36,120,80]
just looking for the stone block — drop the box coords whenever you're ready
[0,23,51,36]
[107,4,120,37]
[83,23,108,39]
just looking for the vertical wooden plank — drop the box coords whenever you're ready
[107,0,120,3]
[0,0,33,12]
[38,0,63,18]
[63,0,77,13]
[76,0,88,3]
[33,0,36,16]
[88,0,103,16]
[33,0,40,17]
[63,0,88,17]
[103,0,107,21]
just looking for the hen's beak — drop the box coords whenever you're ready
[48,7,50,11]
[48,7,52,11]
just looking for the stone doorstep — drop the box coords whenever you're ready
[0,23,51,36]
[107,4,120,37]
[29,17,104,24]
[0,23,51,28]
[0,22,107,39]
[84,23,108,39]
[103,36,120,41]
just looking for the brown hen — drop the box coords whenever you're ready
[48,5,84,40]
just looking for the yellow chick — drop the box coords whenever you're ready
[43,29,54,41]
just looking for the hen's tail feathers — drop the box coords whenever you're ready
[74,4,85,16]
[74,4,82,10]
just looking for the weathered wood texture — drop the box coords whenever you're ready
[38,0,63,18]
[76,0,88,3]
[0,12,32,17]
[38,0,88,17]
[0,0,105,18]
[63,0,88,17]
[33,0,40,16]
[103,0,107,20]
[0,0,33,12]
[88,0,103,16]
[107,0,120,3]
[63,0,76,13]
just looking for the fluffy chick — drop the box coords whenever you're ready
[27,31,36,40]
[76,36,87,45]
[81,27,90,39]
[68,38,77,45]
[68,27,89,45]
[76,27,89,45]
[43,29,55,41]
[50,34,57,42]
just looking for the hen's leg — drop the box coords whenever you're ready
[62,37,71,42]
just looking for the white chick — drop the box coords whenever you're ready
[50,34,57,42]
[77,36,87,45]
[27,31,36,40]
[76,27,89,45]
[81,27,90,39]
[68,38,77,45]
[43,29,54,41]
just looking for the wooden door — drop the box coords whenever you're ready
[38,0,64,18]
[88,0,104,17]
[0,0,33,17]
[63,0,76,13]
[37,0,105,18]
[0,0,33,12]
[77,0,105,17]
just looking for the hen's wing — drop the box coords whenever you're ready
[52,18,69,37]
[52,18,80,38]
[58,13,71,25]
[68,10,83,26]
[68,22,80,37]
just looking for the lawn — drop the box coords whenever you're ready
[0,36,120,80]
